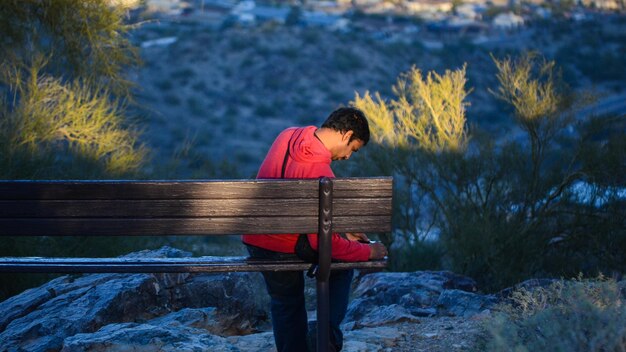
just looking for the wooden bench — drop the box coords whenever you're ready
[0,176,392,352]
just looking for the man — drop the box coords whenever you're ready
[242,107,388,352]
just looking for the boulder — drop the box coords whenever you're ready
[346,271,480,324]
[63,309,407,352]
[343,326,407,351]
[348,304,420,329]
[62,308,255,352]
[61,321,233,352]
[0,247,269,352]
[436,289,497,318]
[1,248,495,351]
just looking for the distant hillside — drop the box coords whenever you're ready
[129,18,626,178]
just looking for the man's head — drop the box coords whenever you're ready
[318,107,370,161]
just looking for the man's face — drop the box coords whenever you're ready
[332,137,364,161]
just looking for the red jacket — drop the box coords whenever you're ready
[242,126,371,262]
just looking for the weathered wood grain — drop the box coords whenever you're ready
[0,256,388,273]
[0,197,392,218]
[0,215,391,236]
[0,178,392,200]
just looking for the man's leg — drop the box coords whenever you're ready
[328,269,354,352]
[247,245,309,352]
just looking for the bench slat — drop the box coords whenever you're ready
[0,215,392,235]
[0,197,392,218]
[0,256,387,273]
[0,178,392,200]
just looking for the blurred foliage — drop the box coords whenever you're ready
[481,276,626,351]
[349,64,471,270]
[0,61,147,179]
[0,0,139,96]
[347,53,626,291]
[0,0,146,179]
[0,0,150,301]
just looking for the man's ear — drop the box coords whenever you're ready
[342,130,354,143]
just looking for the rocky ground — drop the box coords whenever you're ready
[390,317,485,352]
[0,247,495,352]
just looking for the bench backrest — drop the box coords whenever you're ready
[0,177,393,236]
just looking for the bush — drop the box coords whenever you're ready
[0,1,147,301]
[170,68,195,84]
[156,79,174,91]
[0,65,146,179]
[347,53,626,291]
[332,48,365,72]
[482,277,626,352]
[164,93,182,106]
[0,0,140,96]
[254,102,275,117]
[187,96,204,116]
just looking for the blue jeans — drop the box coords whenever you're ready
[246,244,353,352]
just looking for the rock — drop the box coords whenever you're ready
[64,307,277,352]
[0,247,269,352]
[0,275,72,332]
[61,321,235,352]
[171,272,269,334]
[343,326,406,352]
[618,280,626,298]
[407,307,437,317]
[436,289,496,318]
[143,307,228,335]
[226,331,275,351]
[346,271,479,323]
[398,291,439,311]
[1,248,495,351]
[349,304,420,329]
[63,309,407,352]
[440,272,479,292]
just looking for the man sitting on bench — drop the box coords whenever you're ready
[243,107,388,352]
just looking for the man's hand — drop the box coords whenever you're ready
[369,242,388,260]
[346,232,369,243]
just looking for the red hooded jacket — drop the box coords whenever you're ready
[242,126,371,262]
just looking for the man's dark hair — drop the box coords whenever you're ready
[321,107,370,145]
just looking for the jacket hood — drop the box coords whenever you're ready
[288,126,331,164]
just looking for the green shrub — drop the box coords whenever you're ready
[482,277,626,352]
[0,0,148,301]
[301,29,320,45]
[187,96,204,116]
[279,46,300,59]
[164,93,181,106]
[263,74,282,90]
[156,79,174,91]
[191,80,208,92]
[254,102,275,117]
[0,65,146,179]
[333,49,364,72]
[170,68,195,84]
[0,0,140,97]
[228,35,254,51]
[347,53,626,290]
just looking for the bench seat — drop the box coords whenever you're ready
[0,256,387,273]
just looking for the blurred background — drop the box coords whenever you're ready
[0,0,624,301]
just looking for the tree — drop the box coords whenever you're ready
[349,65,470,271]
[0,0,139,95]
[0,0,146,179]
[347,54,625,291]
[0,0,147,300]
